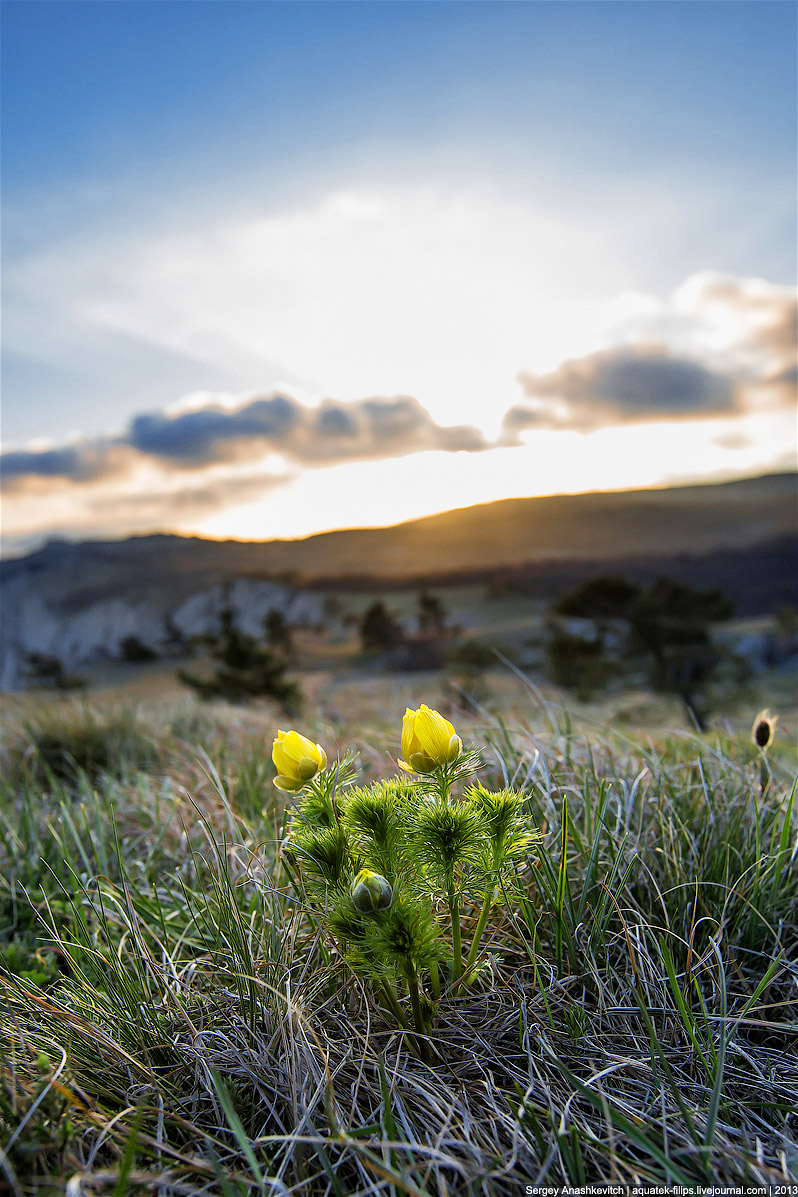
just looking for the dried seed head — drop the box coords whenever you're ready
[752,708,778,750]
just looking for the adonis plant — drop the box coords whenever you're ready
[273,707,540,1061]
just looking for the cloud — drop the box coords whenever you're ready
[684,273,797,357]
[0,459,293,552]
[676,273,797,407]
[0,391,488,488]
[3,184,633,443]
[509,344,738,433]
[0,441,135,486]
[2,267,793,550]
[1,443,109,483]
[128,396,300,463]
[507,273,796,436]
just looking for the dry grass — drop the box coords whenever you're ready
[1,680,797,1194]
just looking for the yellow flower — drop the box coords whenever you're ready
[272,730,328,791]
[351,868,393,913]
[398,704,463,774]
[752,708,778,750]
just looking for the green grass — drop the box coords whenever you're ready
[1,686,796,1195]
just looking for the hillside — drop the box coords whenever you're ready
[1,472,795,690]
[3,473,796,608]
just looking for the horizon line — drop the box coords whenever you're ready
[3,466,795,563]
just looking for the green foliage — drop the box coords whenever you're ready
[289,823,352,890]
[409,797,484,882]
[368,891,447,977]
[468,784,537,866]
[179,606,301,708]
[342,782,409,877]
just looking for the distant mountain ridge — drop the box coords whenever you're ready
[4,473,796,601]
[1,473,795,690]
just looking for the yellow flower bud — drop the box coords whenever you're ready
[752,708,778,750]
[398,704,462,773]
[351,868,393,913]
[272,730,328,791]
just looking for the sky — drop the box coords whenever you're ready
[1,0,796,554]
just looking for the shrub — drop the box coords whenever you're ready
[24,652,86,692]
[119,635,158,663]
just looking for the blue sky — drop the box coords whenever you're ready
[1,0,796,549]
[4,2,795,194]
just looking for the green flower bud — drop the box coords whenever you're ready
[351,868,393,914]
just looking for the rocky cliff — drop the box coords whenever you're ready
[0,573,322,690]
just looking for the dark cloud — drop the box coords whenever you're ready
[0,441,122,485]
[510,344,738,433]
[1,445,92,482]
[316,404,356,437]
[0,391,488,488]
[295,396,486,460]
[129,395,299,461]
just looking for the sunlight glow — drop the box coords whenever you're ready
[194,410,796,544]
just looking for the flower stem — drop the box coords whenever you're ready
[447,875,462,987]
[436,773,449,803]
[457,887,493,993]
[429,959,440,1002]
[379,980,410,1031]
[404,963,431,1063]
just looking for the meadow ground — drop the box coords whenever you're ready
[1,667,796,1195]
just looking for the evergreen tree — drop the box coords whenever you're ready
[264,608,295,660]
[554,576,640,622]
[360,600,404,653]
[417,590,448,637]
[545,625,613,699]
[179,608,300,709]
[545,575,737,726]
[626,579,734,730]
